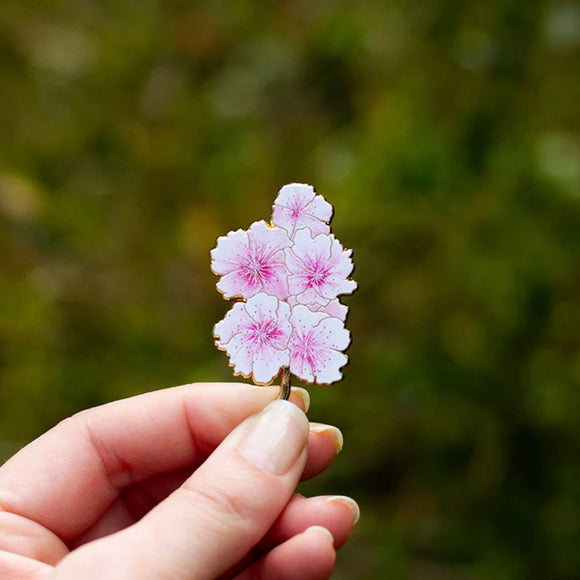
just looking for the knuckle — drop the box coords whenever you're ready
[179,481,257,529]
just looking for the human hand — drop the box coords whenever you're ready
[0,383,358,579]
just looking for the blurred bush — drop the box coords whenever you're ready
[1,0,579,577]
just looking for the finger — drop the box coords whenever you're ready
[52,400,311,580]
[0,383,309,541]
[0,550,53,580]
[0,512,68,565]
[301,423,343,481]
[222,493,358,577]
[70,422,343,546]
[262,494,359,550]
[235,526,335,580]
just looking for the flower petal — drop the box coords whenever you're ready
[313,317,351,351]
[247,220,291,261]
[261,263,290,300]
[223,332,254,377]
[213,302,252,345]
[271,206,296,238]
[312,350,348,384]
[245,293,276,323]
[252,344,290,384]
[292,229,332,267]
[216,269,261,299]
[290,303,329,333]
[306,194,333,223]
[275,183,316,210]
[316,299,348,321]
[290,351,315,383]
[210,229,249,275]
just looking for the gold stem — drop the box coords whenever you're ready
[278,367,291,400]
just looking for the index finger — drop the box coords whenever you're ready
[0,383,309,541]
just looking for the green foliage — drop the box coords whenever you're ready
[1,0,579,577]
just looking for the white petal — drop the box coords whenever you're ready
[328,236,354,278]
[245,293,279,324]
[252,344,290,384]
[296,287,329,306]
[285,247,307,276]
[271,205,295,236]
[316,299,348,321]
[274,183,315,209]
[312,350,348,384]
[261,263,289,300]
[306,194,333,223]
[213,303,252,345]
[292,229,332,267]
[314,317,351,351]
[296,214,331,237]
[290,354,314,383]
[216,269,261,299]
[290,304,328,334]
[224,332,255,377]
[247,220,291,258]
[210,229,248,275]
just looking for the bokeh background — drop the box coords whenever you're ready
[1,1,579,577]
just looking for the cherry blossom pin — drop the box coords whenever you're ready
[211,183,356,400]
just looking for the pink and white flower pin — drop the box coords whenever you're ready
[211,183,356,398]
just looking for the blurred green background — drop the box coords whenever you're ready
[1,0,579,577]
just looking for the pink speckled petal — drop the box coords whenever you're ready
[316,299,348,321]
[216,269,261,299]
[312,350,348,384]
[314,317,351,351]
[225,332,255,377]
[290,304,329,333]
[328,238,354,277]
[285,247,306,275]
[262,263,290,300]
[297,213,331,237]
[210,229,249,275]
[292,229,332,266]
[275,183,316,209]
[213,302,252,344]
[289,352,315,384]
[247,220,291,259]
[296,287,331,306]
[306,194,333,223]
[319,276,357,300]
[252,344,290,384]
[245,293,279,323]
[272,205,295,237]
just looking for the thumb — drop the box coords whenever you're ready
[52,399,310,580]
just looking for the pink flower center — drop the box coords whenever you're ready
[248,319,283,348]
[306,260,330,288]
[242,255,268,281]
[294,331,318,367]
[290,201,305,220]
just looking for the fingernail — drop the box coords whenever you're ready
[310,423,344,453]
[325,495,360,524]
[239,400,309,475]
[303,525,334,545]
[290,387,310,413]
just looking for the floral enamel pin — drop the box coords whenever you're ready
[211,183,356,399]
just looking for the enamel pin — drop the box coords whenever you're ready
[211,183,356,399]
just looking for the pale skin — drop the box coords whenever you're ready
[0,383,359,579]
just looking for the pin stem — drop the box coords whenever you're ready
[278,367,291,400]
